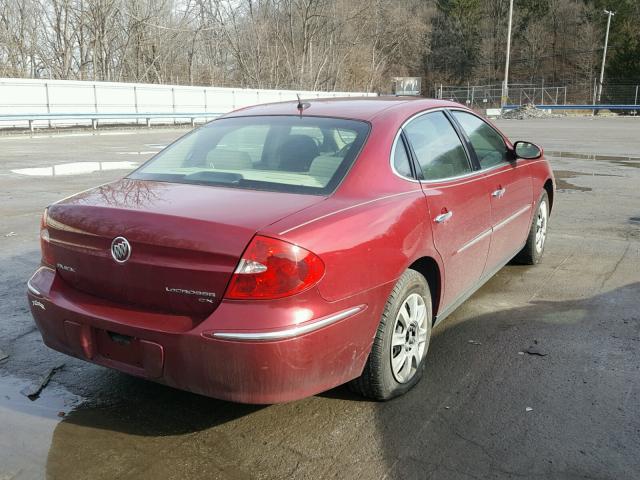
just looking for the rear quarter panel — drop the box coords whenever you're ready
[266,190,430,302]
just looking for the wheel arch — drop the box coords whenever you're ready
[543,178,554,213]
[408,256,442,321]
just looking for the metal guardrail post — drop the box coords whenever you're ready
[93,84,98,130]
[171,87,176,125]
[203,88,207,113]
[45,82,51,129]
[134,86,139,125]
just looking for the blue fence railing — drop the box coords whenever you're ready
[503,104,639,111]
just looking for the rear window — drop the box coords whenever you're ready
[129,115,370,195]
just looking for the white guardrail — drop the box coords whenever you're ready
[0,78,375,131]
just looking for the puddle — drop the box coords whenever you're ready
[0,131,137,141]
[552,170,592,192]
[538,308,588,325]
[0,373,84,478]
[0,373,82,420]
[116,151,157,155]
[548,151,640,169]
[11,161,139,176]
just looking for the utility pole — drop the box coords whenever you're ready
[501,0,514,108]
[597,9,615,103]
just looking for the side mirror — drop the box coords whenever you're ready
[513,141,543,160]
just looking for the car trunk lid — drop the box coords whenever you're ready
[46,179,323,317]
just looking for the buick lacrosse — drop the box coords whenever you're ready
[27,98,554,403]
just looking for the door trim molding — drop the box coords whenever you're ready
[493,204,531,232]
[456,228,492,254]
[456,203,530,255]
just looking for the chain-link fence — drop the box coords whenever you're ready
[433,82,640,109]
[433,83,568,108]
[599,83,640,105]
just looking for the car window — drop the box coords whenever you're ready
[334,128,357,150]
[452,111,507,169]
[393,137,413,178]
[215,124,269,163]
[403,111,471,180]
[129,116,370,195]
[289,125,324,146]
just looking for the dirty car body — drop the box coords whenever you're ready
[27,98,555,403]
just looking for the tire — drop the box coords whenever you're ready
[349,269,432,400]
[514,190,549,265]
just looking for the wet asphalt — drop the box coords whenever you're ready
[0,117,639,479]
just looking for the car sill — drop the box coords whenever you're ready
[210,305,366,341]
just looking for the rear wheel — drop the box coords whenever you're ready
[349,269,432,400]
[514,190,549,265]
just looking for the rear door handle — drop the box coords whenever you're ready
[434,211,453,223]
[492,187,506,198]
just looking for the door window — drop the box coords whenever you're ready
[452,111,507,169]
[403,112,471,181]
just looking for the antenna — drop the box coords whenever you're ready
[296,94,310,117]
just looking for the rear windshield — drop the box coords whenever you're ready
[129,115,370,195]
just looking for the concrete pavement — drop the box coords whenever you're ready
[0,117,639,480]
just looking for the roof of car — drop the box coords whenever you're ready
[221,96,465,122]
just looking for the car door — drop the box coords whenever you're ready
[450,110,533,273]
[402,110,492,310]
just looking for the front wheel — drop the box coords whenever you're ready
[514,190,549,265]
[349,269,432,400]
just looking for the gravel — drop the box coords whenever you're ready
[501,103,559,119]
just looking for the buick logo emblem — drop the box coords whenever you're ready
[111,237,131,263]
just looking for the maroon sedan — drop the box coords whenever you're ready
[27,98,554,403]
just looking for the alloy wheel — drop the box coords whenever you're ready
[390,293,428,383]
[535,200,548,253]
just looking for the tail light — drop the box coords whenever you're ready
[40,208,55,266]
[225,236,324,300]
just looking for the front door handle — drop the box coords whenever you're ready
[492,187,506,198]
[434,211,453,223]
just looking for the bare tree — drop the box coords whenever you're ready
[0,0,634,99]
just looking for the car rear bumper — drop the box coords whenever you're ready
[27,267,383,404]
